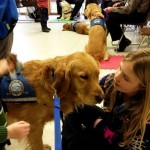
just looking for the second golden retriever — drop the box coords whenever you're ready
[2,52,104,150]
[59,1,72,20]
[84,3,110,61]
[63,21,89,35]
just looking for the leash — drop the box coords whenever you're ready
[53,92,62,150]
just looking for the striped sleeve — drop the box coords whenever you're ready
[0,102,8,143]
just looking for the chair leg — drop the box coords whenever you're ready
[137,36,146,49]
[148,36,150,46]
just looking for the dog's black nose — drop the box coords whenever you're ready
[95,95,103,103]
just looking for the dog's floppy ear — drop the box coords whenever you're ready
[93,12,104,18]
[38,64,55,92]
[53,63,70,98]
[84,8,91,18]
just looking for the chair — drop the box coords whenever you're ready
[138,26,150,48]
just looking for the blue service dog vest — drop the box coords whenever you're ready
[0,74,36,102]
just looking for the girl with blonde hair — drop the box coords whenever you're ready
[62,48,150,150]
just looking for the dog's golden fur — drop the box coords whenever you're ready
[84,3,110,61]
[62,22,89,35]
[5,52,104,150]
[59,1,72,20]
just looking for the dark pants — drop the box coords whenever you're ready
[57,0,84,17]
[105,12,147,41]
[40,7,48,29]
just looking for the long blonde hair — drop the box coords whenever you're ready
[107,48,150,147]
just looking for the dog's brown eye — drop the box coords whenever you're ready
[80,75,89,80]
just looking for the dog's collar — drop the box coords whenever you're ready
[64,11,71,15]
[72,21,82,32]
[52,69,56,82]
[90,17,106,30]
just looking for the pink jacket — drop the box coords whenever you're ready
[37,0,48,8]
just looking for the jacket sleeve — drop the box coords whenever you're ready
[94,119,122,145]
[0,126,7,143]
[112,0,143,14]
[0,102,8,143]
[0,1,7,20]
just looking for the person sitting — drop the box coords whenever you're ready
[102,0,149,52]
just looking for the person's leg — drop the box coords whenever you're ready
[40,7,50,32]
[0,31,13,59]
[56,0,62,19]
[105,12,147,51]
[34,7,41,22]
[67,0,84,20]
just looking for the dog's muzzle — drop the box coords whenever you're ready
[95,95,104,103]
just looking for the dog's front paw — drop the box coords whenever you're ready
[43,144,51,150]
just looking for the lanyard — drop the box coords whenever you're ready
[54,93,62,150]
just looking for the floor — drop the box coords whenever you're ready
[5,13,149,150]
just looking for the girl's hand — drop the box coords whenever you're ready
[93,118,102,128]
[7,121,30,139]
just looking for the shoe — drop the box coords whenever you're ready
[42,28,50,32]
[70,16,74,21]
[115,38,131,52]
[57,16,62,19]
[46,27,51,31]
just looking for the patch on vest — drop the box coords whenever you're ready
[9,80,24,96]
[0,75,36,102]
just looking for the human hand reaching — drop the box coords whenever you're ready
[113,2,121,7]
[7,121,30,139]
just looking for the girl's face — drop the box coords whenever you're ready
[114,61,141,96]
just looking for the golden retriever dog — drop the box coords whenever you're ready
[62,21,89,35]
[2,52,104,150]
[59,1,72,20]
[84,3,110,61]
